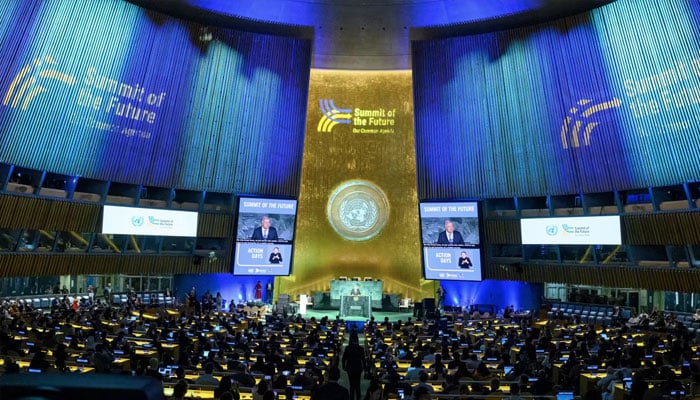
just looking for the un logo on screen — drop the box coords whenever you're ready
[327,180,389,241]
[546,225,558,236]
[131,216,144,227]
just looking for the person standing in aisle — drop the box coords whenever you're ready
[342,331,366,400]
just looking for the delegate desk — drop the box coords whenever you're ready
[340,295,371,319]
[330,280,382,309]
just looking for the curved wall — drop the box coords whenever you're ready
[0,0,311,195]
[129,0,613,69]
[413,0,700,199]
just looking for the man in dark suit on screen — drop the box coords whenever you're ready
[251,215,278,241]
[437,220,465,245]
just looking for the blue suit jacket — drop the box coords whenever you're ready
[437,230,464,245]
[251,226,278,241]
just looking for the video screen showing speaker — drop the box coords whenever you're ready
[232,197,297,276]
[419,201,482,281]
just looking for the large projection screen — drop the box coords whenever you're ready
[102,205,198,237]
[419,201,482,281]
[521,216,622,245]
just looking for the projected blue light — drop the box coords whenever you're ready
[0,0,310,195]
[185,0,553,28]
[413,0,700,199]
[441,280,542,312]
[174,274,274,305]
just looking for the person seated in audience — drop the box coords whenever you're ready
[428,353,447,380]
[93,343,115,373]
[405,356,425,381]
[447,350,466,370]
[172,366,191,384]
[231,364,256,388]
[204,349,225,372]
[421,347,436,363]
[220,392,237,400]
[440,374,460,394]
[28,349,50,372]
[380,353,398,372]
[271,373,288,391]
[252,379,271,400]
[487,378,503,395]
[412,386,432,400]
[364,378,383,400]
[3,356,20,374]
[136,357,163,380]
[473,360,492,379]
[412,371,434,397]
[311,366,348,400]
[53,342,68,372]
[250,355,267,373]
[195,362,220,386]
[531,369,554,396]
[291,366,315,389]
[170,380,189,400]
[214,376,240,400]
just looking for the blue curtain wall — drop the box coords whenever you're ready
[412,0,700,199]
[0,0,311,196]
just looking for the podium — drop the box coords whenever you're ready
[331,280,382,309]
[340,295,371,319]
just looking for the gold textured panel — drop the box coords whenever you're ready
[283,70,428,300]
[0,253,231,277]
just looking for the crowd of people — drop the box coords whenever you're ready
[0,287,355,400]
[361,311,700,400]
[0,288,699,400]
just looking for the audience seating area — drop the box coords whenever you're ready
[0,295,346,400]
[2,291,175,311]
[546,303,618,326]
[364,313,700,400]
[110,292,174,307]
[1,295,700,399]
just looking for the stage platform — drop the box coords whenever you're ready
[299,309,414,323]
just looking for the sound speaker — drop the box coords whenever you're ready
[422,298,436,311]
[413,302,423,318]
[313,292,325,308]
[0,374,163,400]
[423,298,436,319]
[382,294,399,312]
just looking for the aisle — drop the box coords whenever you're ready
[338,327,370,400]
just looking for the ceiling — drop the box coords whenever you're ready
[126,0,616,69]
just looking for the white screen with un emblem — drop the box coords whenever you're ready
[520,216,621,245]
[102,205,198,237]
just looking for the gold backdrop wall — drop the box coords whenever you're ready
[280,70,431,301]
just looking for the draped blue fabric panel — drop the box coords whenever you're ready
[442,280,543,312]
[0,0,310,196]
[412,0,700,199]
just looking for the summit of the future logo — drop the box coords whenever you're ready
[3,55,76,111]
[318,99,352,133]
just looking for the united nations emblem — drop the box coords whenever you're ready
[131,216,144,227]
[327,180,389,241]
